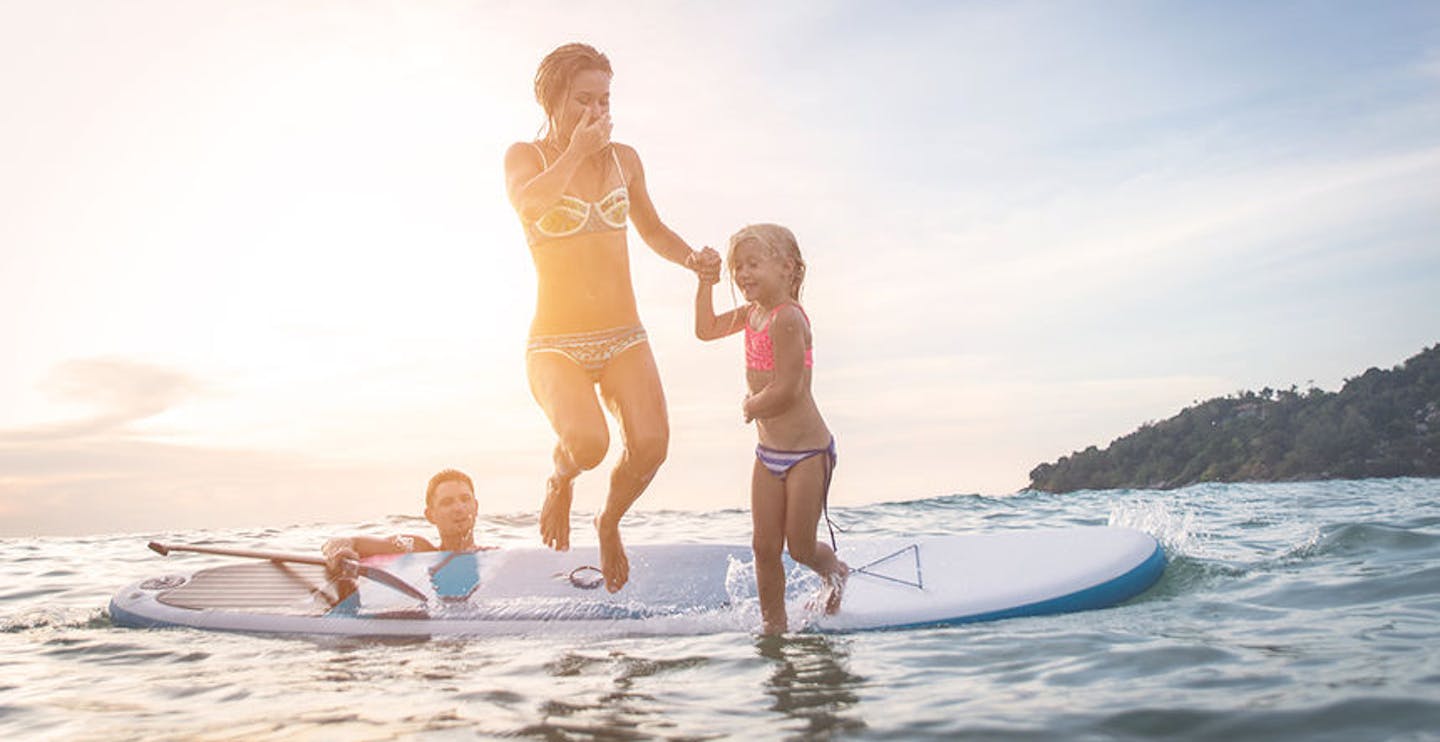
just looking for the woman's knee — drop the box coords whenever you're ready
[560,426,609,471]
[625,428,669,475]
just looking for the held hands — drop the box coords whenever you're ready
[689,246,723,285]
[567,108,612,159]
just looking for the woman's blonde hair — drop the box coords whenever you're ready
[533,43,611,142]
[727,223,806,301]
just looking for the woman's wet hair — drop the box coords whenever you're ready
[534,43,612,140]
[727,223,807,301]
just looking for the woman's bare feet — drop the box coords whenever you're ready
[594,513,629,593]
[540,474,574,551]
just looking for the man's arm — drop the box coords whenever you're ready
[321,534,436,575]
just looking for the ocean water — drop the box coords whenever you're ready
[3,478,1439,740]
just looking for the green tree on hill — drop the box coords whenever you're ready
[1027,344,1440,492]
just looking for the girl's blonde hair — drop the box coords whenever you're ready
[533,43,612,143]
[727,223,806,301]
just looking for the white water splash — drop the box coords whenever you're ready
[1108,498,1207,557]
[723,554,762,630]
[722,553,837,633]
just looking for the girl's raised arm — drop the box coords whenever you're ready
[695,277,747,341]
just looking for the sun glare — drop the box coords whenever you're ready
[47,23,551,466]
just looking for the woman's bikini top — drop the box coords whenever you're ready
[524,142,630,247]
[745,303,814,371]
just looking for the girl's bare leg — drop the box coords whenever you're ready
[751,458,790,634]
[783,454,849,615]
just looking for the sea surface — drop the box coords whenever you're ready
[3,478,1439,740]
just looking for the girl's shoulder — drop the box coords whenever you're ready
[760,303,811,338]
[771,302,810,326]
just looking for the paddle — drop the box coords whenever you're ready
[147,541,430,602]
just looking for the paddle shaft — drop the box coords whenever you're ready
[149,541,326,564]
[147,541,429,601]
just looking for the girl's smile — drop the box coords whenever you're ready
[731,240,794,307]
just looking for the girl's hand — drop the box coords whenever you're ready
[743,394,757,423]
[568,108,612,158]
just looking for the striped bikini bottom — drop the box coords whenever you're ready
[756,438,840,549]
[527,324,648,382]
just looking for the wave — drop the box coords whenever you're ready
[1,607,110,633]
[1312,522,1440,557]
[1067,697,1440,740]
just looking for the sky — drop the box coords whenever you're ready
[2,1,1438,537]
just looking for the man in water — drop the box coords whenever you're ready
[321,468,483,580]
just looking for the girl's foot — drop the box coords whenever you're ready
[594,514,629,593]
[823,563,849,615]
[540,474,573,551]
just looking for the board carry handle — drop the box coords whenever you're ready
[852,544,924,590]
[146,541,430,602]
[566,565,605,590]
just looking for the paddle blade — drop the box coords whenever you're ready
[148,541,171,556]
[357,564,431,602]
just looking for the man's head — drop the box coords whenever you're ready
[425,469,473,508]
[424,469,477,542]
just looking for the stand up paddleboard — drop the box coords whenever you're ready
[109,526,1165,636]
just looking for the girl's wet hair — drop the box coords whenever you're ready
[727,223,806,301]
[534,43,612,141]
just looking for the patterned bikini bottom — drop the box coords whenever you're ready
[526,324,648,382]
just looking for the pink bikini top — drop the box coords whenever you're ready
[745,303,814,371]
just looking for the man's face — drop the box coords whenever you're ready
[425,480,477,538]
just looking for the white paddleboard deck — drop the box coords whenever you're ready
[110,526,1165,636]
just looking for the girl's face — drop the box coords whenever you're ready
[554,69,611,141]
[731,239,794,306]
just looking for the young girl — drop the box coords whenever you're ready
[694,224,849,634]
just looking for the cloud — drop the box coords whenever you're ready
[13,357,202,439]
[0,436,420,537]
[0,411,552,539]
[0,357,547,537]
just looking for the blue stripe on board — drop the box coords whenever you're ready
[823,542,1168,634]
[328,592,360,616]
[430,553,481,599]
[107,598,170,629]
